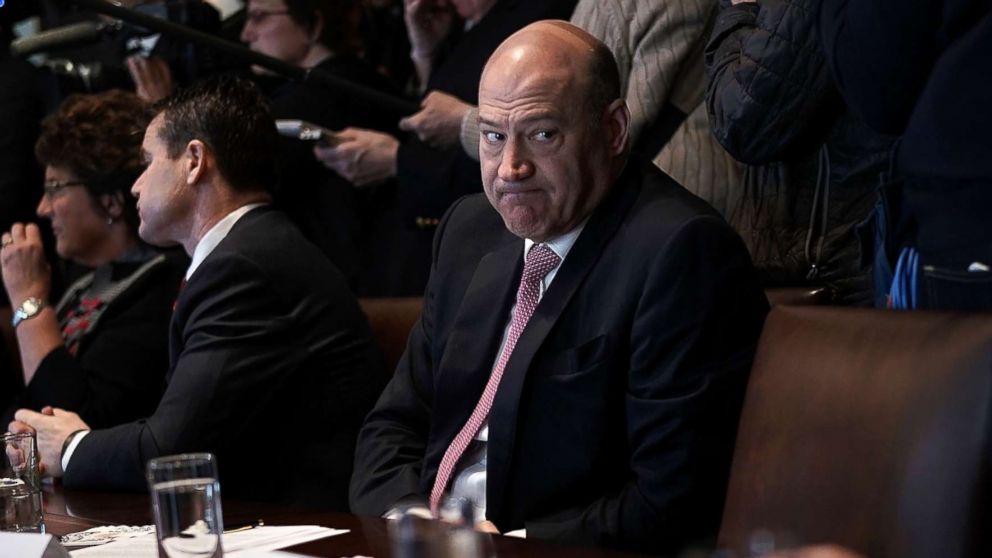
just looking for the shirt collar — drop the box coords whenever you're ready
[523,220,587,263]
[185,203,267,281]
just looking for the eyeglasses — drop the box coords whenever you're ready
[245,9,291,25]
[42,180,86,199]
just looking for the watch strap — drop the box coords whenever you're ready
[12,297,47,328]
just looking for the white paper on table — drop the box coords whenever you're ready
[0,532,55,558]
[224,525,349,554]
[68,526,348,557]
[59,525,155,547]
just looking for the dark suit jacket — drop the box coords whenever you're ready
[350,161,769,554]
[64,208,386,510]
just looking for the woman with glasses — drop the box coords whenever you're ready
[0,90,186,429]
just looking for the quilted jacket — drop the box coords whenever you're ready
[705,0,895,304]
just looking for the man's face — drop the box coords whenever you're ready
[241,0,311,72]
[131,114,192,247]
[478,54,614,241]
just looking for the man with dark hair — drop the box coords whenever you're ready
[152,75,279,193]
[10,76,386,510]
[350,21,768,554]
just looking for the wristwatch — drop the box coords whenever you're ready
[12,297,46,328]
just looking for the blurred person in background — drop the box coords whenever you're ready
[123,0,227,103]
[705,0,895,305]
[819,0,992,311]
[359,0,414,87]
[28,0,227,103]
[404,0,746,219]
[314,0,576,295]
[1,90,186,430]
[242,0,404,291]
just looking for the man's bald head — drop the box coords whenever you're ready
[482,21,622,119]
[476,21,631,242]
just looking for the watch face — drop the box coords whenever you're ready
[22,299,39,314]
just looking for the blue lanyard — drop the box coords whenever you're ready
[890,247,919,310]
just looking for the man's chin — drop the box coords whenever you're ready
[137,227,168,248]
[502,217,547,241]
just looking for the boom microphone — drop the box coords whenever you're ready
[10,20,122,57]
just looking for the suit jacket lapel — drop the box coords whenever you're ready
[166,206,272,380]
[486,165,643,521]
[432,236,523,448]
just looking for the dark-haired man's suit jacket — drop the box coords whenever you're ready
[350,161,769,554]
[63,207,386,510]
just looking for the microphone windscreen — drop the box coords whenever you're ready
[10,21,105,57]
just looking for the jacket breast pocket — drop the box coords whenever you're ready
[534,333,617,378]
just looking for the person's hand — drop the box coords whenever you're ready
[404,0,455,61]
[126,55,175,103]
[399,91,472,149]
[475,520,499,534]
[7,407,57,476]
[1,223,51,306]
[313,128,400,187]
[12,407,89,478]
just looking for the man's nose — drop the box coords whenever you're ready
[497,139,535,182]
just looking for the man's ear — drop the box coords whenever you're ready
[185,140,209,185]
[603,99,631,156]
[100,191,126,221]
[309,11,325,45]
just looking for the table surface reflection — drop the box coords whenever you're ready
[42,484,647,557]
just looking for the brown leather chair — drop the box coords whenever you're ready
[720,306,992,558]
[358,297,424,374]
[764,287,832,306]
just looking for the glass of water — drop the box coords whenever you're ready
[0,431,44,532]
[147,453,224,558]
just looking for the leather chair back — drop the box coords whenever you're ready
[358,297,424,374]
[720,306,992,558]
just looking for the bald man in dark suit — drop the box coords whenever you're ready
[350,22,768,554]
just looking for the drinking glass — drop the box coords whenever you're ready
[147,453,224,558]
[0,432,44,533]
[389,507,484,558]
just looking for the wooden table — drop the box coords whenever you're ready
[42,484,647,557]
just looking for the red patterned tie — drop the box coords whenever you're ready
[172,278,187,313]
[429,243,562,515]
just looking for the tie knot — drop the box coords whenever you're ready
[522,244,561,283]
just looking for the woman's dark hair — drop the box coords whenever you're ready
[284,0,362,56]
[34,89,152,235]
